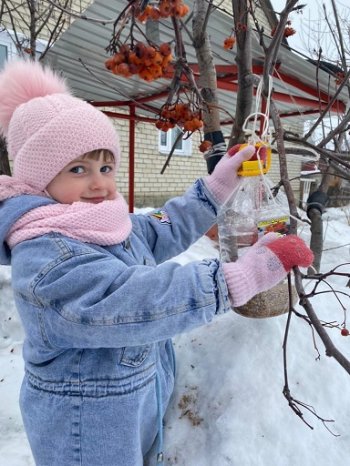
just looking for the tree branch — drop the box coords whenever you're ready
[294,269,350,374]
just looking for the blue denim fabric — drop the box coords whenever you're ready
[0,179,231,465]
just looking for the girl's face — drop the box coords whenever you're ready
[46,151,117,204]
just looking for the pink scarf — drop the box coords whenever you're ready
[0,176,132,248]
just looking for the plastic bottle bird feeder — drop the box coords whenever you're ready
[218,142,297,318]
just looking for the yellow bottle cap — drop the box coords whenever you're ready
[238,143,271,176]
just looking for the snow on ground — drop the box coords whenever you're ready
[1,207,350,465]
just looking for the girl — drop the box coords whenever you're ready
[0,60,313,466]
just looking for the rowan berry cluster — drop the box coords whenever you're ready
[283,26,296,37]
[236,22,248,32]
[335,71,345,86]
[223,36,236,50]
[271,20,296,38]
[156,102,203,133]
[105,42,173,82]
[136,0,190,22]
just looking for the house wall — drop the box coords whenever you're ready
[269,149,301,203]
[112,114,208,207]
[216,0,274,32]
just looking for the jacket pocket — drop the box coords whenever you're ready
[120,344,151,367]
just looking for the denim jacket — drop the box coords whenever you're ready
[0,179,231,466]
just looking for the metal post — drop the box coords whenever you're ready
[129,104,135,213]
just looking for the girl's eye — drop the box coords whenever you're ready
[100,165,114,173]
[70,166,85,174]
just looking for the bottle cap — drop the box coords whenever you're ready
[237,143,271,176]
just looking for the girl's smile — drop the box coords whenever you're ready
[81,196,108,204]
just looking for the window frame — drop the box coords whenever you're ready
[0,29,47,64]
[158,127,192,156]
[0,42,8,70]
[0,31,13,68]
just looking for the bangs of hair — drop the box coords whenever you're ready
[82,149,115,162]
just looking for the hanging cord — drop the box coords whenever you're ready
[242,75,273,146]
[243,76,277,209]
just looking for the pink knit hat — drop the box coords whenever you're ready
[0,60,120,190]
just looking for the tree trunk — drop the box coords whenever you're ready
[0,135,11,176]
[193,0,225,174]
[228,1,253,148]
[306,168,332,271]
[307,208,323,273]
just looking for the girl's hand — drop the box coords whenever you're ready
[222,234,314,307]
[203,144,255,204]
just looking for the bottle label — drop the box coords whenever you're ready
[257,215,290,237]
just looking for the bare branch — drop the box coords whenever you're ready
[328,1,348,75]
[284,135,350,172]
[264,0,299,80]
[282,276,338,433]
[294,270,350,374]
[303,68,350,141]
[45,0,117,25]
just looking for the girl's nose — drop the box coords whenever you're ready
[89,172,105,190]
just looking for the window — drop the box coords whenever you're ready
[0,29,47,65]
[0,44,8,70]
[0,30,14,67]
[158,127,192,156]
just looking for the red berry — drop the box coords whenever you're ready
[199,140,213,153]
[341,328,349,336]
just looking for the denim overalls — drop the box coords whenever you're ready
[0,180,231,465]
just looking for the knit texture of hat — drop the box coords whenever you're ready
[0,60,120,191]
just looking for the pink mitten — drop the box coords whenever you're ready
[223,234,314,307]
[203,144,255,204]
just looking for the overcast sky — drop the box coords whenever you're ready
[270,0,349,61]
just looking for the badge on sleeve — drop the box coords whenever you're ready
[150,210,171,225]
